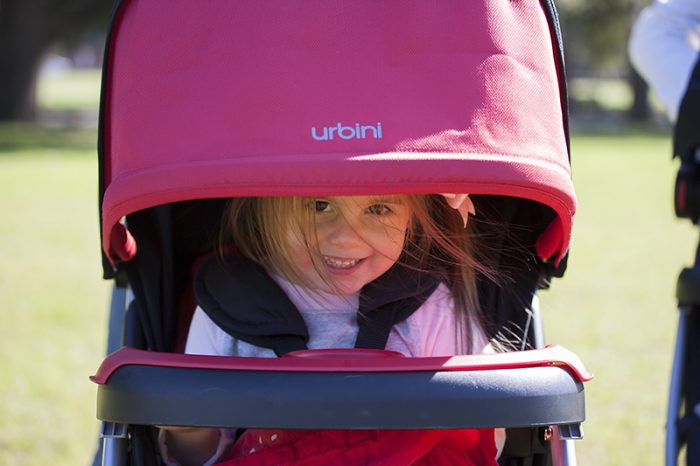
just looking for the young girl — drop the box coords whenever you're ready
[159,193,501,466]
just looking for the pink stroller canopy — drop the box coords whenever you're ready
[101,0,575,264]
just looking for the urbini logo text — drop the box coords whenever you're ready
[311,122,383,141]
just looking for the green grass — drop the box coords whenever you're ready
[0,125,691,466]
[569,77,634,112]
[0,125,110,466]
[568,77,667,117]
[36,69,102,111]
[539,131,695,465]
[1,69,694,465]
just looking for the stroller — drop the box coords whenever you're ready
[666,58,700,466]
[91,1,591,465]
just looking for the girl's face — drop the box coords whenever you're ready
[287,195,411,295]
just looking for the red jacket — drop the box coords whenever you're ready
[218,428,497,465]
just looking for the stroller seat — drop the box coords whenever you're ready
[92,1,588,465]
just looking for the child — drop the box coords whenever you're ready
[159,193,501,466]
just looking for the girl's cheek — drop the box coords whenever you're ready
[370,228,407,261]
[286,231,310,264]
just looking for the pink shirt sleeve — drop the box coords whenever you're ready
[387,283,488,356]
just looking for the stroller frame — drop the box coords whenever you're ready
[95,284,587,466]
[666,57,700,466]
[91,1,589,465]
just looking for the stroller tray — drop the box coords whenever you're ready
[92,345,589,430]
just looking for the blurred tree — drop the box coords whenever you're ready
[0,0,112,121]
[557,0,651,120]
[558,0,637,70]
[0,0,652,121]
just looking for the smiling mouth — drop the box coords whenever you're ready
[323,256,362,269]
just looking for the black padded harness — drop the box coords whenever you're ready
[195,254,441,356]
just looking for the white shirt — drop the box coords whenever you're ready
[162,275,499,465]
[629,0,700,122]
[186,275,488,357]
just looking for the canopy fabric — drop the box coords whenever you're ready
[101,0,574,263]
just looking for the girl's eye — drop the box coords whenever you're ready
[367,204,392,216]
[314,200,332,213]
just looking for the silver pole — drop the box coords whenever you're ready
[532,293,577,466]
[100,422,128,466]
[666,308,689,466]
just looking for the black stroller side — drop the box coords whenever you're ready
[666,56,700,466]
[94,197,588,466]
[91,1,589,465]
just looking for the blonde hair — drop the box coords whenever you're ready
[221,195,493,353]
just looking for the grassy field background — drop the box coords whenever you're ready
[539,132,695,465]
[0,70,696,465]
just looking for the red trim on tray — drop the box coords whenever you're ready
[90,344,592,385]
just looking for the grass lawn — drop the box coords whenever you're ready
[0,124,110,466]
[0,69,695,465]
[36,69,102,111]
[0,124,692,466]
[539,130,696,465]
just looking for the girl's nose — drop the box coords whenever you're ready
[327,217,364,247]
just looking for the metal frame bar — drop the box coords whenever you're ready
[667,308,689,466]
[532,293,578,466]
[95,285,130,466]
[96,288,585,466]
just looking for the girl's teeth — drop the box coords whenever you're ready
[324,257,359,268]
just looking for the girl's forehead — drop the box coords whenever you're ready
[320,195,407,205]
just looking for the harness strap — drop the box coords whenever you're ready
[355,265,440,350]
[195,254,440,355]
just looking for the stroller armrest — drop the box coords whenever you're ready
[92,346,589,430]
